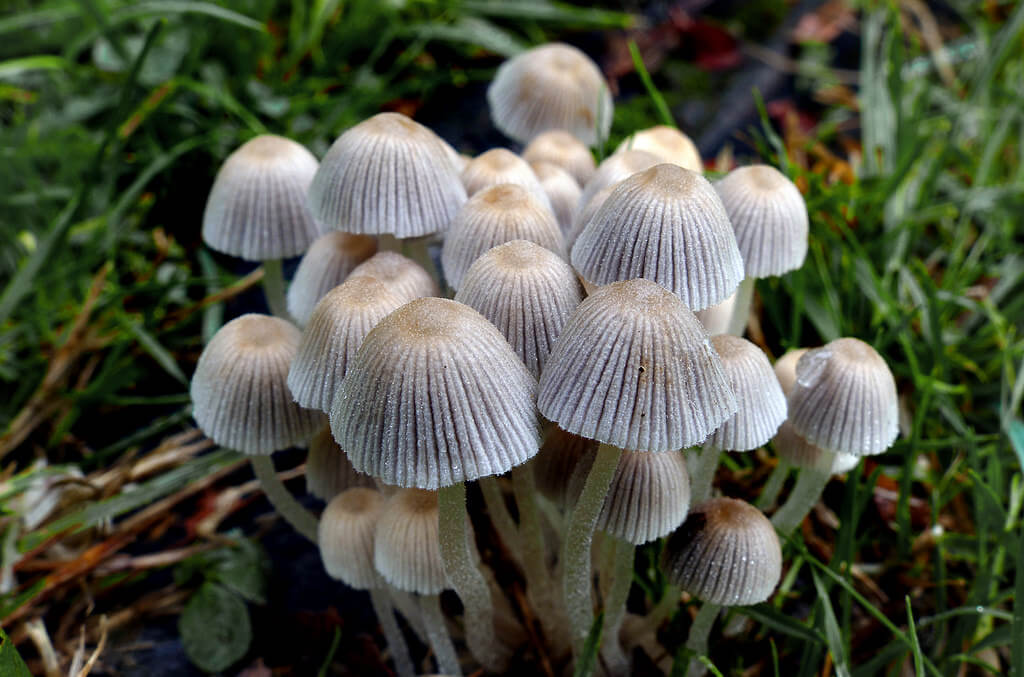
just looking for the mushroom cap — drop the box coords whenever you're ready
[319,487,386,589]
[487,43,613,146]
[190,314,324,455]
[346,251,439,303]
[522,130,596,185]
[286,232,377,326]
[441,184,564,291]
[454,240,583,378]
[202,135,324,261]
[787,337,899,456]
[533,426,598,507]
[538,279,738,451]
[531,161,583,236]
[373,489,448,594]
[288,277,406,412]
[331,297,541,489]
[773,348,811,397]
[694,290,737,336]
[661,497,781,606]
[566,182,616,251]
[615,125,702,172]
[579,149,661,208]
[704,335,787,451]
[714,165,808,278]
[571,164,745,311]
[309,112,467,238]
[306,426,376,501]
[460,148,552,208]
[772,420,860,474]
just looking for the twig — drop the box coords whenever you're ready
[75,614,108,677]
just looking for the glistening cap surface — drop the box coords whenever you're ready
[373,489,447,594]
[319,487,386,589]
[286,232,377,326]
[705,335,787,451]
[614,125,702,172]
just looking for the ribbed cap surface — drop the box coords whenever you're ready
[566,183,616,250]
[309,112,466,238]
[441,184,564,291]
[788,338,898,456]
[537,279,737,451]
[772,421,859,474]
[714,165,808,277]
[531,161,582,235]
[533,426,597,507]
[306,426,376,500]
[190,314,324,455]
[319,487,385,589]
[705,335,787,451]
[331,298,541,488]
[346,251,439,303]
[288,277,406,412]
[661,497,781,605]
[579,149,661,208]
[572,164,744,311]
[615,126,702,172]
[454,240,582,378]
[522,130,596,185]
[773,348,810,397]
[487,43,613,146]
[461,149,552,207]
[286,232,377,326]
[374,489,447,594]
[202,135,324,260]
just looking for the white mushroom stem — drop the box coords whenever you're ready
[684,603,721,677]
[438,482,508,671]
[511,464,563,644]
[249,455,318,542]
[388,589,428,644]
[756,460,791,511]
[688,444,721,505]
[771,466,832,533]
[261,259,290,320]
[420,593,462,676]
[378,233,441,289]
[562,442,623,656]
[478,476,523,563]
[599,537,634,675]
[369,587,416,677]
[725,276,756,337]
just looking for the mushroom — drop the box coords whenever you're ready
[522,129,596,185]
[460,148,553,209]
[305,425,375,501]
[346,251,439,303]
[530,161,583,236]
[578,149,661,208]
[286,232,377,326]
[615,125,702,173]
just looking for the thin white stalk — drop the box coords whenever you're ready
[688,444,721,505]
[438,482,508,671]
[420,593,462,676]
[725,276,756,337]
[479,475,523,563]
[599,538,635,675]
[261,259,290,321]
[388,589,427,644]
[756,460,791,510]
[369,587,415,677]
[250,455,318,542]
[771,466,831,533]
[562,443,623,657]
[684,603,720,677]
[511,464,564,641]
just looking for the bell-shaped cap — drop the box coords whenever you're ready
[286,232,377,326]
[566,182,616,251]
[787,338,899,456]
[705,335,787,451]
[533,426,597,508]
[202,135,324,261]
[319,487,386,589]
[346,251,439,303]
[714,165,808,278]
[454,240,583,377]
[661,497,781,606]
[190,314,324,455]
[306,426,376,501]
[441,184,564,291]
[531,161,582,236]
[538,279,737,451]
[773,348,810,396]
[487,43,613,146]
[309,112,467,238]
[694,290,737,336]
[579,149,661,208]
[331,298,541,489]
[522,130,596,185]
[288,277,406,412]
[572,164,744,311]
[615,125,702,172]
[373,489,447,594]
[460,149,552,208]
[772,421,860,474]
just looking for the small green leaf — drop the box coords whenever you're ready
[207,538,270,604]
[179,583,252,673]
[0,626,32,677]
[573,611,604,677]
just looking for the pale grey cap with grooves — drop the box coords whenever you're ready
[531,161,583,236]
[714,164,808,278]
[487,43,613,147]
[705,335,787,451]
[614,125,702,173]
[566,182,616,251]
[346,251,439,303]
[190,314,324,455]
[202,135,324,261]
[441,184,564,291]
[288,276,406,413]
[286,232,377,326]
[309,112,467,238]
[319,487,386,589]
[454,239,583,378]
[330,297,541,489]
[522,130,596,185]
[460,148,553,209]
[537,279,738,451]
[306,425,376,501]
[579,149,661,208]
[571,164,744,311]
[373,488,448,594]
[787,337,899,456]
[661,497,781,606]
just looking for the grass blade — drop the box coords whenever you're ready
[627,40,674,128]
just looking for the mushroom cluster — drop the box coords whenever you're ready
[189,41,899,677]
